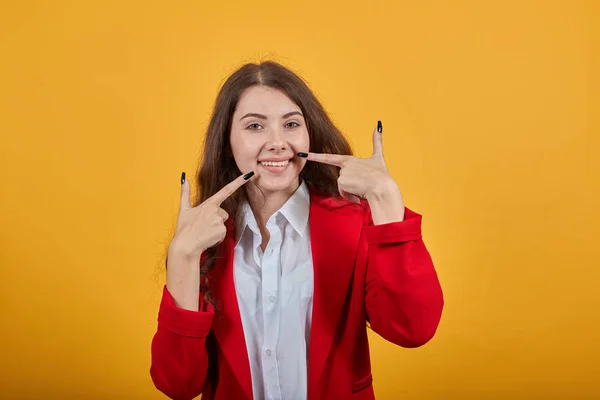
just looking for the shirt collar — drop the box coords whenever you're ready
[234,180,310,247]
[278,180,310,237]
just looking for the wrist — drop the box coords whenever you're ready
[168,237,204,264]
[366,180,405,224]
[367,178,403,204]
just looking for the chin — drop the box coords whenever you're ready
[255,174,300,194]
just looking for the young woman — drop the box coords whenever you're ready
[150,61,444,400]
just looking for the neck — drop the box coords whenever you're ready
[246,179,300,230]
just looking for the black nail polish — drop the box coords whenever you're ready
[181,172,186,184]
[297,152,308,158]
[243,171,255,180]
[377,120,382,133]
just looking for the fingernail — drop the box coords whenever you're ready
[181,172,186,184]
[377,120,382,133]
[297,152,308,158]
[243,171,255,180]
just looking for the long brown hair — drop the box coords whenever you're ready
[177,61,353,303]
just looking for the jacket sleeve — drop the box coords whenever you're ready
[363,207,444,347]
[150,285,214,400]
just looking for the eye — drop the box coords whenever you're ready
[285,121,300,128]
[246,123,263,130]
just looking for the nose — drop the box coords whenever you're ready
[266,126,286,151]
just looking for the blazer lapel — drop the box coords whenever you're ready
[307,190,363,399]
[209,225,253,400]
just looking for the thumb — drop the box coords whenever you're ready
[372,120,383,156]
[179,172,191,211]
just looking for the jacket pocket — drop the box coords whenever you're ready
[352,372,373,393]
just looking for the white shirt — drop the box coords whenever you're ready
[233,181,314,400]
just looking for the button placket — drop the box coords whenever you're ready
[261,220,282,400]
[262,224,280,312]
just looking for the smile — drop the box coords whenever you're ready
[258,159,291,167]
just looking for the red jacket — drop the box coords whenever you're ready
[150,189,444,400]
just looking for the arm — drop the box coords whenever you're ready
[151,169,251,398]
[299,122,444,346]
[150,285,214,400]
[363,206,444,347]
[150,248,214,400]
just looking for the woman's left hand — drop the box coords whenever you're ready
[298,121,406,224]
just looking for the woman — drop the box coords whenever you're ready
[150,61,444,400]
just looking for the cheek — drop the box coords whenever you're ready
[230,143,249,173]
[231,135,259,162]
[292,131,310,151]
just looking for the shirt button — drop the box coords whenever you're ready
[265,349,272,356]
[268,295,276,303]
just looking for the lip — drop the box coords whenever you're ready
[257,157,293,163]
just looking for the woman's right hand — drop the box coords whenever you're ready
[165,171,254,311]
[169,171,255,260]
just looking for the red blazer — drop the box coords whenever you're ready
[150,188,444,400]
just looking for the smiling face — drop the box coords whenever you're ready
[230,85,310,195]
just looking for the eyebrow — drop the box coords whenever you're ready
[239,111,304,121]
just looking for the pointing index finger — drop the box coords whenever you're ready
[208,171,254,205]
[298,152,349,167]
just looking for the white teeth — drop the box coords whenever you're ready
[260,160,289,167]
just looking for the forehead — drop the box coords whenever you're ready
[234,86,301,116]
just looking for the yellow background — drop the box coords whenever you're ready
[1,0,598,398]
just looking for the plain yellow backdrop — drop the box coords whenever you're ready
[1,0,598,398]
